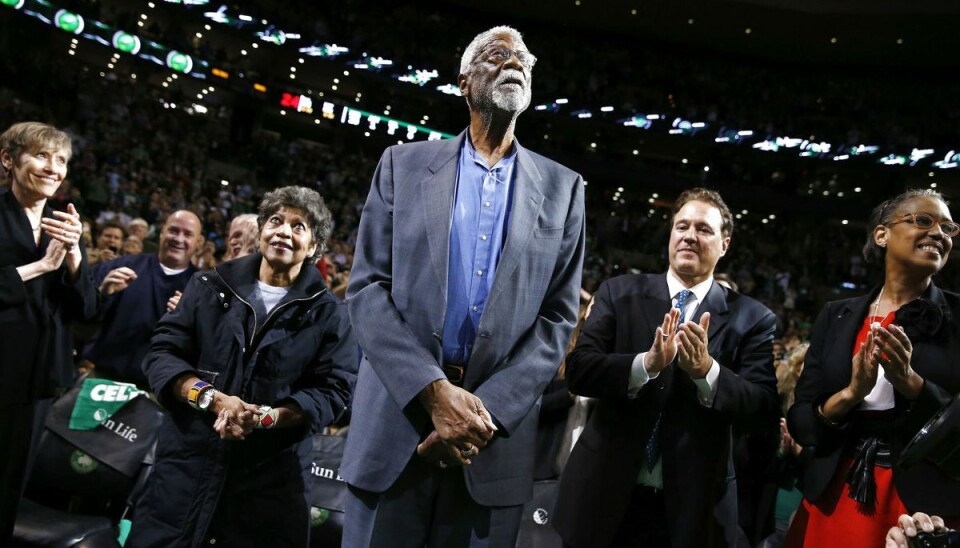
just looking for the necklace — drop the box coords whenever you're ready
[872,286,885,320]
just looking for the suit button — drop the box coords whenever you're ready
[223,303,228,309]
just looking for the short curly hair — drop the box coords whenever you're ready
[257,186,332,261]
[862,189,948,264]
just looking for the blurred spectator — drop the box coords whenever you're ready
[127,217,156,253]
[122,234,143,256]
[89,219,124,265]
[83,210,202,388]
[223,213,259,261]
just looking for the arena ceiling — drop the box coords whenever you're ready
[443,0,960,68]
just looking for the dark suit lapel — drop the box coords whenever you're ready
[421,132,465,289]
[485,143,544,307]
[639,275,672,335]
[698,281,729,340]
[830,291,876,387]
[903,284,947,395]
[640,275,675,395]
[2,190,40,252]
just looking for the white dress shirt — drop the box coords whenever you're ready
[630,271,720,488]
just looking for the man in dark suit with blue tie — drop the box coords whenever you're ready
[554,188,777,547]
[342,25,585,547]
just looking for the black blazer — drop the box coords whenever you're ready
[788,284,960,516]
[553,273,777,548]
[0,188,97,404]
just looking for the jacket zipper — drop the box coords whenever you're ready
[211,270,328,351]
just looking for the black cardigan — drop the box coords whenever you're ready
[0,188,97,404]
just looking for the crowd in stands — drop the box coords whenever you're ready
[4,0,959,352]
[66,0,960,154]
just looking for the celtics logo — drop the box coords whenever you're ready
[532,507,549,525]
[69,450,99,474]
[309,507,330,527]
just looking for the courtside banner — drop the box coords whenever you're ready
[68,378,146,430]
[46,380,165,477]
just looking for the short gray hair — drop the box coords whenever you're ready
[459,26,525,76]
[257,186,332,261]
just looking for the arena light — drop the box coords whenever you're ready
[299,44,349,57]
[1,0,25,10]
[909,148,934,166]
[165,51,193,73]
[396,68,439,86]
[435,84,461,96]
[932,150,960,169]
[54,9,84,34]
[112,31,141,55]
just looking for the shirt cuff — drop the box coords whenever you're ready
[693,360,720,407]
[628,352,660,398]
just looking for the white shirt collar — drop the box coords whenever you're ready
[666,270,713,305]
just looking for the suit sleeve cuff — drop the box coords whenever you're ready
[628,352,659,398]
[693,359,720,407]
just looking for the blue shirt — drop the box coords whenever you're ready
[441,135,517,364]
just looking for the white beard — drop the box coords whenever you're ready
[476,69,531,117]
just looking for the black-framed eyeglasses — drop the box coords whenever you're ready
[887,212,960,237]
[480,47,537,70]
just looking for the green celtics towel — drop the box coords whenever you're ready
[69,378,146,430]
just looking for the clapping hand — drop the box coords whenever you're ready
[167,290,182,312]
[644,308,680,375]
[677,312,713,379]
[99,267,138,296]
[848,329,879,401]
[872,324,923,398]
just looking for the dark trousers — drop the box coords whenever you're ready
[568,485,670,548]
[0,402,40,543]
[344,454,524,548]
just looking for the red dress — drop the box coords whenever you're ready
[785,312,909,548]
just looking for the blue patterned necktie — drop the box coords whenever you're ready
[644,289,693,472]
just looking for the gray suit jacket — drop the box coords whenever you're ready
[342,131,585,505]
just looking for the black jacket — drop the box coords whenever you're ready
[788,284,960,516]
[129,253,357,547]
[554,273,777,548]
[0,188,97,404]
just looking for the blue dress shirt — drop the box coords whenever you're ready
[441,135,517,365]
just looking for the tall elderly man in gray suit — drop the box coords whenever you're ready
[342,25,586,547]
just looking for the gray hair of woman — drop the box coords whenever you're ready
[257,186,333,261]
[862,188,947,264]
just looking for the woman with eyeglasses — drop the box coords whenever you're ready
[785,189,960,547]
